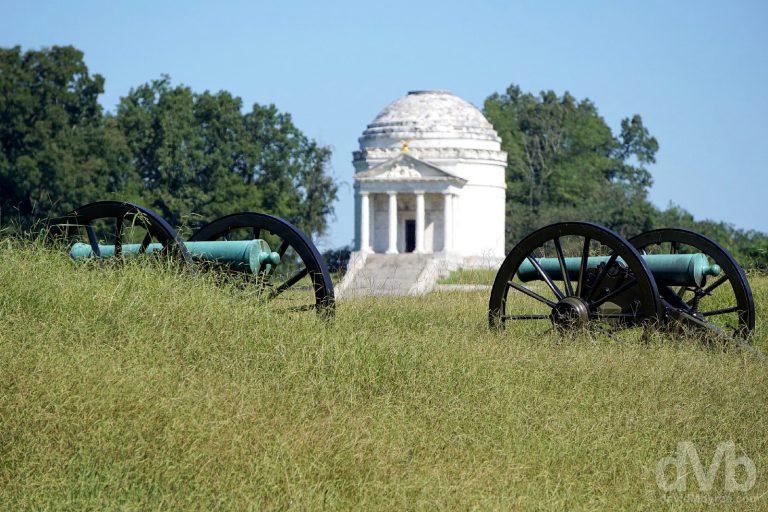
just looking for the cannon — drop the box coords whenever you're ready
[488,222,754,342]
[516,253,722,288]
[69,240,282,274]
[48,201,335,316]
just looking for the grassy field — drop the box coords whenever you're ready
[437,268,497,286]
[1,240,767,510]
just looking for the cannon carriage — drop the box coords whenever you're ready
[46,201,755,343]
[488,222,755,342]
[48,201,335,316]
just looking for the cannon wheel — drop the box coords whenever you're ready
[489,222,661,332]
[629,229,755,341]
[48,201,191,265]
[189,212,335,317]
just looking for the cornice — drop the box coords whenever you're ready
[353,147,507,164]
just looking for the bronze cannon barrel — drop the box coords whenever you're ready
[517,253,721,287]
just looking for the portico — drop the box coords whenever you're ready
[354,153,465,255]
[358,189,457,254]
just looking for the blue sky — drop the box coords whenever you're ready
[2,0,765,249]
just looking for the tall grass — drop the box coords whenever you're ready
[1,240,766,510]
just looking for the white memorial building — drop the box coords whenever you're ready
[339,90,507,296]
[354,90,506,260]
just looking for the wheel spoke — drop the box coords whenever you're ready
[252,227,260,240]
[269,267,309,299]
[85,225,101,257]
[507,280,557,308]
[691,275,729,309]
[527,254,564,300]
[114,215,124,258]
[553,237,573,296]
[670,241,680,254]
[138,232,153,254]
[576,236,591,297]
[701,275,728,296]
[701,306,740,317]
[586,253,619,301]
[262,239,291,278]
[276,240,290,258]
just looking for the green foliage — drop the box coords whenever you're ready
[484,85,659,246]
[483,84,766,269]
[321,244,352,274]
[0,47,337,237]
[655,203,768,269]
[242,102,336,236]
[114,78,337,236]
[0,45,134,222]
[115,78,259,228]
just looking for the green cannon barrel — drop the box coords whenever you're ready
[517,253,721,287]
[70,240,281,274]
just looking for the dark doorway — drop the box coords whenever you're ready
[405,219,416,253]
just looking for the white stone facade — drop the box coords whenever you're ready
[353,90,507,264]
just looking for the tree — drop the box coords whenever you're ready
[0,46,337,237]
[242,103,336,236]
[483,85,659,246]
[115,77,255,228]
[114,77,337,236]
[0,45,133,225]
[654,203,768,269]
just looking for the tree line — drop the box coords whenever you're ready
[0,46,337,237]
[1,46,764,267]
[483,85,767,268]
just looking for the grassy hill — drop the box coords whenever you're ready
[1,240,766,510]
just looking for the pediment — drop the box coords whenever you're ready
[354,154,466,184]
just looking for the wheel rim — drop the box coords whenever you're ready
[189,212,335,317]
[48,201,191,265]
[489,222,661,331]
[629,229,754,341]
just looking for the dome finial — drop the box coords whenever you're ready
[400,139,411,154]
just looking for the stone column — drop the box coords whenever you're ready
[415,191,425,253]
[443,192,453,252]
[360,191,371,252]
[386,191,398,254]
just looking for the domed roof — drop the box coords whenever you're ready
[360,90,500,143]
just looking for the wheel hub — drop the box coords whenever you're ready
[551,297,590,328]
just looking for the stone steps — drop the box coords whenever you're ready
[338,253,433,297]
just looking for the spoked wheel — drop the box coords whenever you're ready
[629,229,755,342]
[48,201,191,266]
[189,212,335,317]
[489,222,662,332]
